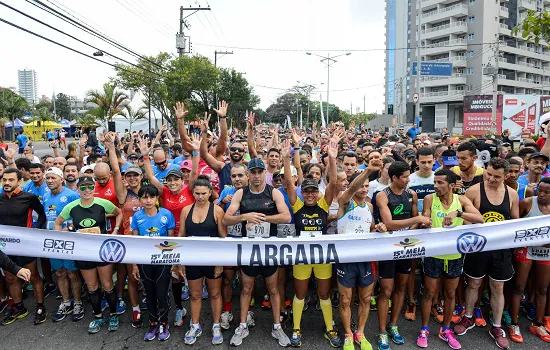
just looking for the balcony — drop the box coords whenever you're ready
[428,56,468,67]
[422,4,468,23]
[519,0,537,11]
[499,23,511,35]
[420,89,466,103]
[500,6,509,19]
[423,38,467,56]
[420,73,467,87]
[422,22,468,40]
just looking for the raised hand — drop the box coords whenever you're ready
[291,129,303,146]
[138,137,150,156]
[213,100,229,117]
[189,132,201,151]
[173,102,188,120]
[161,124,168,132]
[331,128,345,143]
[280,139,291,159]
[246,112,255,129]
[104,132,114,147]
[327,137,338,159]
[99,132,105,143]
[79,133,88,148]
[200,112,211,133]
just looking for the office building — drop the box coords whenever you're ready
[385,0,550,133]
[18,69,38,105]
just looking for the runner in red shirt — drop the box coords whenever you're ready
[93,163,120,234]
[140,136,198,327]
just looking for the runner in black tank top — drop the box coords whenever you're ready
[239,184,279,237]
[185,203,218,237]
[478,181,511,222]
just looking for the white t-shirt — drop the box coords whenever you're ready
[368,179,390,200]
[408,172,435,212]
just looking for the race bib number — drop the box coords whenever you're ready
[277,224,296,238]
[301,230,322,238]
[78,227,101,234]
[246,222,270,238]
[227,223,242,237]
[527,246,550,261]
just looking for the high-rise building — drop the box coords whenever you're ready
[18,69,37,105]
[385,0,550,133]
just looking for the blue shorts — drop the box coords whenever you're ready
[50,258,78,271]
[335,262,375,288]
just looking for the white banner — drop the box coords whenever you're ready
[1,216,550,266]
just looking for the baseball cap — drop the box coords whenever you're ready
[44,167,63,178]
[127,153,139,161]
[166,169,184,179]
[273,170,282,179]
[124,165,142,175]
[248,158,266,170]
[423,140,432,145]
[180,159,192,171]
[80,164,96,174]
[528,152,550,162]
[279,166,298,176]
[441,150,459,166]
[77,176,95,186]
[403,149,416,158]
[301,178,319,191]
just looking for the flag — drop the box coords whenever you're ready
[320,93,326,127]
[286,115,292,129]
[300,108,303,129]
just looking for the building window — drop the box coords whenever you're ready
[468,33,475,40]
[469,16,475,23]
[469,0,475,4]
[469,50,474,57]
[467,68,474,75]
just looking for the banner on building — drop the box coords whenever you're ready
[463,95,503,135]
[502,95,544,140]
[1,216,550,265]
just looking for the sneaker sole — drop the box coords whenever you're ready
[324,335,340,348]
[272,333,290,347]
[185,330,202,345]
[212,338,224,345]
[144,335,156,341]
[529,328,550,343]
[132,322,143,329]
[416,340,428,348]
[158,333,170,342]
[455,322,475,336]
[438,334,462,350]
[52,315,66,322]
[489,331,510,349]
[108,326,119,332]
[72,314,85,322]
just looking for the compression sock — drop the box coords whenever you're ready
[172,281,183,309]
[320,298,334,331]
[292,296,304,330]
[105,288,117,314]
[89,289,102,316]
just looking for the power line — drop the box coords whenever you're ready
[115,0,174,39]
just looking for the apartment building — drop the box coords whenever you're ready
[385,0,550,133]
[18,69,38,105]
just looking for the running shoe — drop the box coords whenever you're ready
[88,317,105,334]
[230,325,249,346]
[439,328,461,349]
[371,295,378,311]
[212,324,224,345]
[290,329,302,347]
[377,333,391,350]
[184,325,203,345]
[544,316,550,333]
[529,323,550,342]
[388,299,392,314]
[280,311,289,329]
[315,298,321,311]
[325,329,342,348]
[55,289,62,300]
[507,324,523,343]
[332,290,340,308]
[181,285,190,301]
[144,323,159,341]
[174,307,187,327]
[108,314,119,331]
[272,325,291,347]
[0,298,8,314]
[303,293,311,311]
[116,297,126,315]
[140,297,147,311]
[431,304,444,323]
[34,305,47,325]
[343,333,354,350]
[387,325,404,345]
[72,301,85,321]
[417,329,429,348]
[489,326,510,349]
[44,282,57,298]
[158,323,170,341]
[202,284,209,299]
[285,298,292,309]
[232,273,240,290]
[351,317,358,334]
[250,296,255,307]
[262,293,272,310]
[405,302,416,321]
[502,310,512,326]
[481,289,490,306]
[524,303,535,322]
[132,309,143,328]
[474,307,487,327]
[52,301,73,322]
[452,305,465,324]
[1,304,28,325]
[454,316,475,335]
[246,311,255,327]
[354,333,373,350]
[101,298,108,312]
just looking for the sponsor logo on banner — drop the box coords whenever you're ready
[237,243,340,266]
[527,247,550,260]
[457,232,487,253]
[0,236,21,248]
[43,239,74,255]
[150,241,182,264]
[393,238,425,259]
[514,226,550,243]
[99,239,126,263]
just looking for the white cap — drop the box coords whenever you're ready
[423,140,432,145]
[45,167,63,178]
[80,164,96,174]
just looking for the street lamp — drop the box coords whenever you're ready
[306,52,351,124]
[296,81,323,127]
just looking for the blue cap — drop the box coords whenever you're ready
[442,156,459,166]
[248,158,266,170]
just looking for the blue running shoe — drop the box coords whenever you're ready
[101,298,108,312]
[88,317,105,334]
[158,323,170,341]
[377,332,391,350]
[181,285,190,301]
[144,323,159,341]
[184,324,203,345]
[524,303,535,321]
[212,324,224,345]
[108,314,119,331]
[116,297,126,315]
[387,325,404,345]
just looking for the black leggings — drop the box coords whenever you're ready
[139,264,171,324]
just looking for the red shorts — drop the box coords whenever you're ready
[514,247,550,265]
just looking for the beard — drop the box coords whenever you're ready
[230,153,243,162]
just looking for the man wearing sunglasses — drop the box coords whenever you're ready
[200,134,246,190]
[151,149,180,184]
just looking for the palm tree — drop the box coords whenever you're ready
[121,104,146,133]
[85,82,129,125]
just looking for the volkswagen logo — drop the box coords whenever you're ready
[99,239,126,263]
[456,232,487,254]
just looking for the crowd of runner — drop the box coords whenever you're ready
[0,99,550,350]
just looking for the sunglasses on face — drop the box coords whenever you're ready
[79,185,95,191]
[230,147,245,153]
[155,160,167,166]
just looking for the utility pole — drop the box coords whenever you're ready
[416,5,422,130]
[177,6,211,56]
[491,40,500,137]
[148,84,152,138]
[363,95,366,113]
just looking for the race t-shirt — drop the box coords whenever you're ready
[41,188,80,230]
[23,181,50,227]
[451,166,484,195]
[121,190,142,235]
[408,172,435,212]
[198,159,220,194]
[130,207,175,237]
[152,163,181,184]
[292,196,329,237]
[60,197,116,235]
[217,186,242,237]
[94,178,120,233]
[161,185,195,234]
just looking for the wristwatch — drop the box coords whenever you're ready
[456,210,463,218]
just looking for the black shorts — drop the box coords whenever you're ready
[423,257,463,279]
[76,260,111,270]
[186,266,220,280]
[378,259,412,279]
[463,249,514,282]
[241,265,278,279]
[7,255,35,269]
[336,262,375,288]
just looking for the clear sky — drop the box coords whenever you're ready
[0,0,386,114]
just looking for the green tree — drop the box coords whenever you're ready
[0,87,29,139]
[217,68,260,129]
[55,93,71,120]
[121,104,146,133]
[514,10,550,44]
[85,82,129,125]
[34,99,53,114]
[76,106,103,126]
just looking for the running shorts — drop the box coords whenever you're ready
[240,265,278,278]
[186,266,220,280]
[293,264,332,280]
[423,257,463,279]
[463,249,514,282]
[378,259,412,279]
[335,262,375,288]
[50,258,78,271]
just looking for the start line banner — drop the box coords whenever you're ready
[1,216,550,266]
